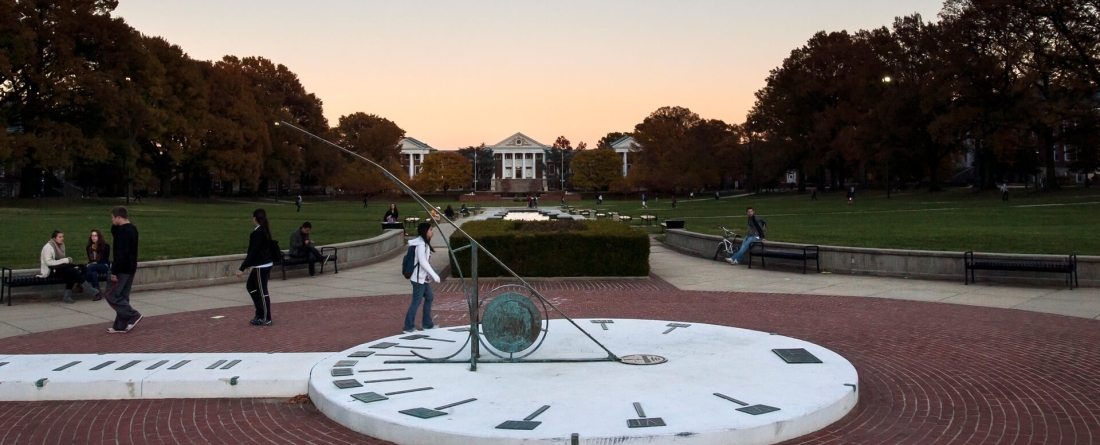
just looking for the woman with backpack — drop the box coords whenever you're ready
[404,222,440,333]
[237,208,275,326]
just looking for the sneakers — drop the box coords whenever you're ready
[250,318,263,326]
[260,319,273,326]
[106,327,126,334]
[415,326,424,331]
[402,329,415,334]
[725,258,738,265]
[125,314,143,332]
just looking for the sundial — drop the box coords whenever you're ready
[272,121,861,444]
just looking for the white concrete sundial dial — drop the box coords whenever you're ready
[308,287,860,445]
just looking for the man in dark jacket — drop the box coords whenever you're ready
[107,206,143,333]
[289,222,327,277]
[726,207,765,266]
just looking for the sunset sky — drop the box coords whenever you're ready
[115,1,946,150]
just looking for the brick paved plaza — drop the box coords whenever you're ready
[2,230,1099,445]
[1,273,1098,444]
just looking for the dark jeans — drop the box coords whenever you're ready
[49,264,85,290]
[293,245,326,276]
[107,273,141,331]
[404,282,435,331]
[247,266,272,321]
[84,263,110,288]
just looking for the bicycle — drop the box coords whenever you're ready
[713,227,741,261]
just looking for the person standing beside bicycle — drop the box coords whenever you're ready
[726,207,766,265]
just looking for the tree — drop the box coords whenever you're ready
[333,112,405,193]
[456,144,493,191]
[631,106,733,192]
[543,135,577,190]
[597,132,629,150]
[413,151,472,194]
[570,148,623,191]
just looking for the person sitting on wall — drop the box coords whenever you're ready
[444,205,456,219]
[460,204,469,216]
[39,230,86,304]
[290,222,328,277]
[383,203,399,223]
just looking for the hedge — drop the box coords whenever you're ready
[448,220,649,277]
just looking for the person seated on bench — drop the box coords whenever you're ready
[82,229,111,301]
[726,207,766,266]
[39,230,86,304]
[444,205,456,219]
[289,222,327,277]
[383,203,399,223]
[460,204,469,216]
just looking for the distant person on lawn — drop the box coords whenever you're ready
[38,230,85,304]
[295,195,302,212]
[290,221,328,277]
[726,207,766,266]
[107,206,143,333]
[1000,182,1009,201]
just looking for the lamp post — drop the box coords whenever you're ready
[560,149,565,191]
[882,76,892,199]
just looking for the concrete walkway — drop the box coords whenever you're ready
[2,217,1097,339]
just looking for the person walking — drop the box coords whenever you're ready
[404,222,440,333]
[237,208,275,326]
[106,207,143,333]
[846,186,855,205]
[290,222,327,277]
[597,194,603,205]
[82,229,111,301]
[363,194,369,208]
[641,193,648,209]
[38,230,85,304]
[714,191,720,200]
[295,195,302,212]
[726,207,766,266]
[1000,182,1009,201]
[811,189,818,201]
[671,196,677,208]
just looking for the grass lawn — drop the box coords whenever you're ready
[556,187,1100,256]
[3,187,1098,268]
[0,197,438,269]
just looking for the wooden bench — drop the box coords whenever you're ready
[747,241,820,274]
[280,246,339,280]
[2,267,110,306]
[964,251,1078,289]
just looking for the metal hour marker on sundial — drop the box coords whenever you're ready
[627,402,666,428]
[497,405,550,430]
[591,320,614,330]
[663,323,691,334]
[714,393,781,415]
[400,398,477,419]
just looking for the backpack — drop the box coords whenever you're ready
[269,239,286,263]
[401,245,418,279]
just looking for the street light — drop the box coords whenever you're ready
[882,76,892,198]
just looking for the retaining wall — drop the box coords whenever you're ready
[6,230,406,298]
[664,229,1098,288]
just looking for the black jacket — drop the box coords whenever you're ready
[240,227,273,271]
[383,208,399,222]
[110,224,139,275]
[87,244,111,265]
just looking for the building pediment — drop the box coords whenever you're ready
[611,136,641,152]
[491,132,549,150]
[398,137,437,153]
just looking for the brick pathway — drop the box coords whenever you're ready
[2,286,1099,444]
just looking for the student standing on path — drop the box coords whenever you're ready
[295,195,302,212]
[404,222,440,333]
[106,207,143,333]
[726,207,766,266]
[237,208,275,326]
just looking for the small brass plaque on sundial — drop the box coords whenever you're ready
[620,354,667,365]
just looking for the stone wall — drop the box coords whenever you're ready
[664,229,1098,288]
[6,230,406,298]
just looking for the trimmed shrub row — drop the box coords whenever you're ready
[448,220,650,277]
